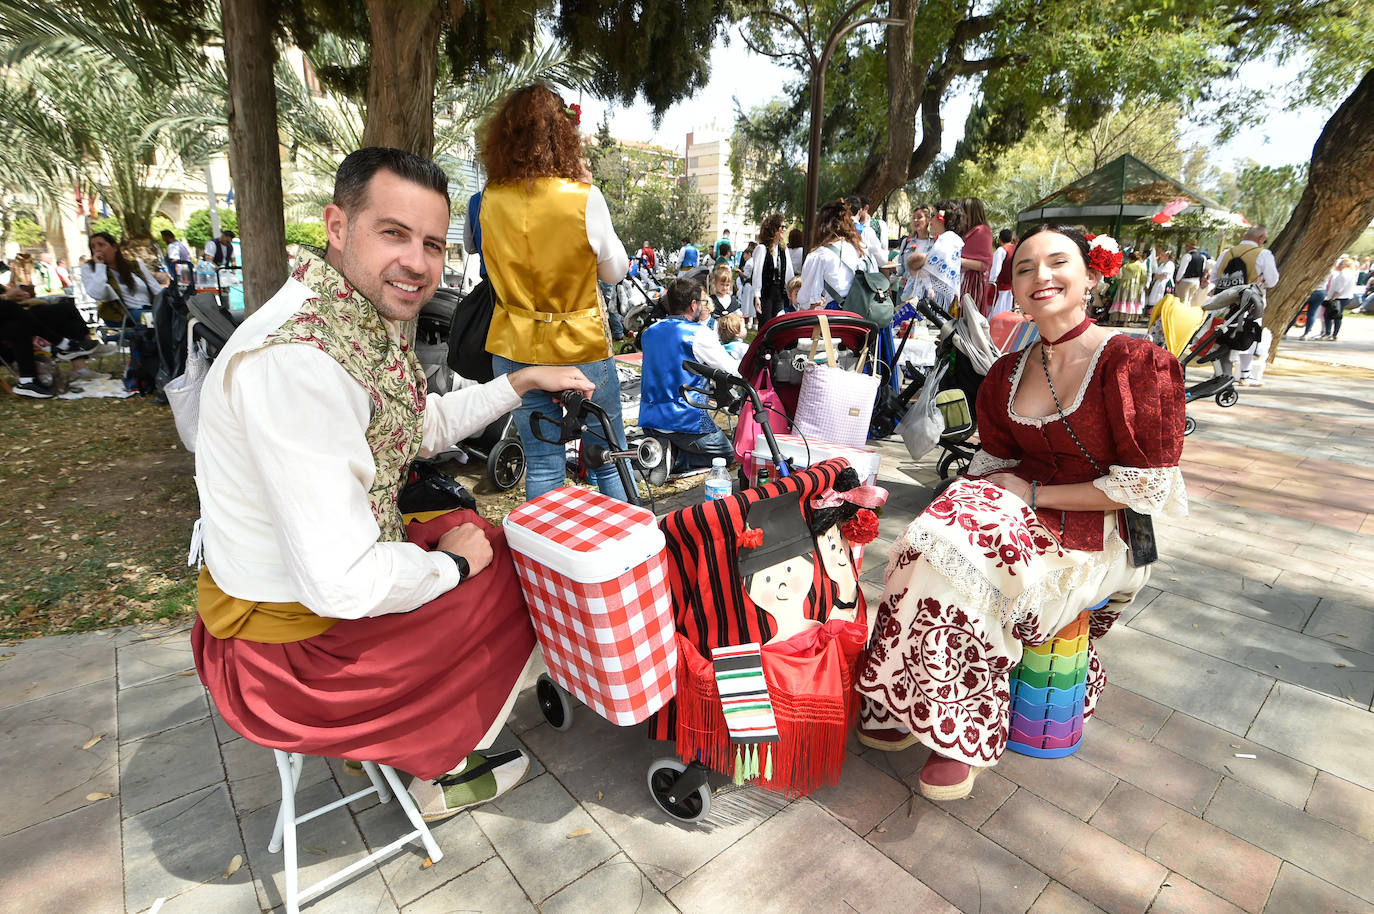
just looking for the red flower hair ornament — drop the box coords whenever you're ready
[1084,234,1123,279]
[566,103,581,126]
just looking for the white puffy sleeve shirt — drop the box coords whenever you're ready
[199,342,520,621]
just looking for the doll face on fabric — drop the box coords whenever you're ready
[747,555,820,646]
[815,525,857,607]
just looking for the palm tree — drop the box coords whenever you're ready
[0,53,212,241]
[0,0,214,244]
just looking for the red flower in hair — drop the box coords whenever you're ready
[1086,234,1123,278]
[738,527,763,549]
[841,509,879,545]
[566,104,582,126]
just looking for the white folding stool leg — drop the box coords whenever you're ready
[361,761,391,803]
[378,764,443,863]
[268,751,304,914]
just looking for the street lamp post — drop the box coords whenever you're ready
[796,1,906,249]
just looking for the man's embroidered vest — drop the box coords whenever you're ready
[259,253,426,542]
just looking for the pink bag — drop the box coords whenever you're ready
[735,369,788,473]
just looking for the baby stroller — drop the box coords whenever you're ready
[1171,284,1260,435]
[520,367,877,821]
[880,296,1002,478]
[527,461,872,824]
[730,308,882,482]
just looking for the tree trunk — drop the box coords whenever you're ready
[222,0,289,314]
[852,0,919,206]
[1265,67,1374,353]
[361,0,444,156]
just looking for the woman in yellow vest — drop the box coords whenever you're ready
[480,85,632,500]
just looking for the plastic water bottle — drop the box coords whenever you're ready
[704,458,732,501]
[194,260,217,294]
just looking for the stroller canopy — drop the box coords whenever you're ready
[738,309,880,381]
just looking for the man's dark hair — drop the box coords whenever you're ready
[160,229,175,241]
[845,194,866,214]
[221,230,236,239]
[998,228,1013,244]
[333,146,451,214]
[665,275,705,316]
[681,237,690,244]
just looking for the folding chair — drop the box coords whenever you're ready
[97,291,160,375]
[267,748,443,914]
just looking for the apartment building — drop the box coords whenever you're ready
[685,125,758,247]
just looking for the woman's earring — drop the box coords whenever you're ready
[1083,287,1093,307]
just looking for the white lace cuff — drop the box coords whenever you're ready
[1093,465,1189,517]
[968,449,1020,477]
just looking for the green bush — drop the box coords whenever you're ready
[11,217,45,249]
[285,222,326,248]
[88,216,122,240]
[185,208,238,252]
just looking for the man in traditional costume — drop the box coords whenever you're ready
[192,147,595,820]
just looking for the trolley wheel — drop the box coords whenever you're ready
[646,758,711,823]
[488,436,525,491]
[937,449,970,479]
[536,674,573,732]
[1184,415,1197,436]
[1215,387,1239,408]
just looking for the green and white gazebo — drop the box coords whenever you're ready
[1016,154,1228,238]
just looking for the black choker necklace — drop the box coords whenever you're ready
[1042,316,1092,358]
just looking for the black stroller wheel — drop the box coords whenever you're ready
[536,674,574,731]
[1215,388,1239,408]
[937,450,970,479]
[488,436,525,490]
[646,758,711,823]
[1184,415,1197,436]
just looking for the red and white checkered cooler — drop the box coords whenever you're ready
[504,486,676,726]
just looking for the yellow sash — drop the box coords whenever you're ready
[197,568,336,644]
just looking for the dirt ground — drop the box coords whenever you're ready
[0,383,698,644]
[0,393,199,642]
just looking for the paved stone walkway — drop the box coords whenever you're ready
[2,319,1372,914]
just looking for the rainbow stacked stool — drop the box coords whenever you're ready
[1005,599,1108,758]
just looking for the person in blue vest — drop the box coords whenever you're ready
[678,237,699,270]
[639,274,741,485]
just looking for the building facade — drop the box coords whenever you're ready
[685,126,758,249]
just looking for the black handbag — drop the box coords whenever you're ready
[445,278,496,383]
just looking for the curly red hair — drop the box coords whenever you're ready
[480,84,585,186]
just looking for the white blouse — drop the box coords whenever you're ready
[797,240,864,307]
[82,260,163,309]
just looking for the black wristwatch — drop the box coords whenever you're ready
[441,551,469,580]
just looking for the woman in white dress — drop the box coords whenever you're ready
[1146,250,1173,310]
[905,199,965,311]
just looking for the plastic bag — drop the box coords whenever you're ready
[898,361,947,461]
[166,340,210,452]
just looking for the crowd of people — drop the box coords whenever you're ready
[7,77,1367,843]
[0,222,240,399]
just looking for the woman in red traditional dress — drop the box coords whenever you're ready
[959,197,995,316]
[856,225,1187,799]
